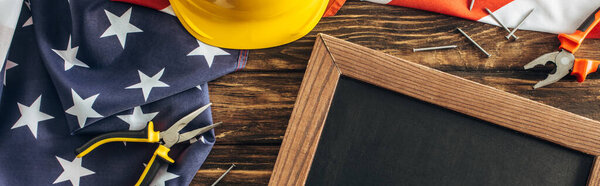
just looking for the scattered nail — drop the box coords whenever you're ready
[456,28,491,57]
[211,164,236,186]
[413,45,457,52]
[484,8,519,39]
[469,0,475,11]
[505,8,535,40]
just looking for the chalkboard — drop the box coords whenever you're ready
[305,76,593,185]
[269,34,600,186]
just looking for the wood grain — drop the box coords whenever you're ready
[195,1,600,184]
[192,170,272,186]
[208,72,302,145]
[322,33,600,156]
[588,156,600,186]
[244,1,600,72]
[268,37,341,186]
[200,145,279,170]
[191,145,277,185]
[206,71,600,145]
[269,33,600,185]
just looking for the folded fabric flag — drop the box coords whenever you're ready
[0,1,23,100]
[0,0,247,185]
[326,0,600,38]
[325,0,347,17]
[114,0,346,17]
[113,0,175,16]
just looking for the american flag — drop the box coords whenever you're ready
[0,0,247,185]
[364,0,600,38]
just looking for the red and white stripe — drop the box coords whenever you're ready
[113,0,600,38]
[112,0,174,15]
[113,0,344,17]
[365,0,600,38]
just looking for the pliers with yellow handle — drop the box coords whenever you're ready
[74,103,222,186]
[525,7,600,89]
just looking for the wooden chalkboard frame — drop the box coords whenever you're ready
[269,34,600,185]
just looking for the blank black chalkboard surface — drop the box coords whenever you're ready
[307,76,592,185]
[269,34,600,186]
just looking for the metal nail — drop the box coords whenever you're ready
[484,8,519,39]
[413,45,457,52]
[505,8,535,40]
[211,164,236,186]
[456,28,491,57]
[469,0,475,11]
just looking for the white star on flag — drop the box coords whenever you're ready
[65,89,103,128]
[101,7,143,49]
[3,60,18,86]
[149,165,179,186]
[11,95,53,139]
[23,17,33,27]
[187,40,230,68]
[117,106,158,130]
[53,157,95,186]
[51,35,89,71]
[22,1,32,27]
[160,5,175,16]
[196,85,202,91]
[126,68,169,102]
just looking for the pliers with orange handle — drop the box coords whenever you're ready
[524,7,600,89]
[74,103,222,186]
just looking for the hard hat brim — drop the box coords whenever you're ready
[169,0,328,49]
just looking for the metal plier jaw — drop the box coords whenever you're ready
[524,50,574,89]
[524,7,600,89]
[74,103,222,186]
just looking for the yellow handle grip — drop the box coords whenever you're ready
[135,145,175,186]
[75,122,160,158]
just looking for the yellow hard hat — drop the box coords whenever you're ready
[169,0,329,49]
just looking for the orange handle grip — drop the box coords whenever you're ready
[570,59,600,82]
[558,7,600,53]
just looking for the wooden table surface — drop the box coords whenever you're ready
[191,1,600,185]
